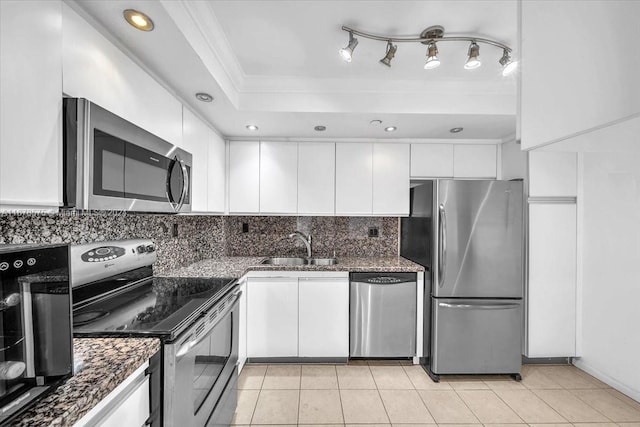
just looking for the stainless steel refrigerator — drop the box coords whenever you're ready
[401,179,524,381]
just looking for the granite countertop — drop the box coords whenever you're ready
[13,337,160,427]
[159,255,424,279]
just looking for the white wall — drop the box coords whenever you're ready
[520,1,640,150]
[559,117,640,401]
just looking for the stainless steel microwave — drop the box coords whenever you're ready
[63,98,191,213]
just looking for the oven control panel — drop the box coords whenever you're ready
[80,246,126,263]
[71,239,156,287]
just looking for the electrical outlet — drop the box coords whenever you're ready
[368,227,379,238]
[242,222,249,233]
[172,223,178,237]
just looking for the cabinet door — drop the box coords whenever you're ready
[410,144,454,178]
[298,278,349,357]
[1,0,62,209]
[208,131,226,213]
[453,145,497,178]
[335,143,373,215]
[298,143,335,215]
[527,203,577,357]
[260,141,298,213]
[373,143,409,215]
[247,278,298,357]
[181,108,209,212]
[529,151,577,197]
[229,141,260,213]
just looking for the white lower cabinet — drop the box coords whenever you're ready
[298,278,349,357]
[246,273,349,358]
[246,277,299,357]
[74,361,150,427]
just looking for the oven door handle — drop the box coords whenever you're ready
[175,289,242,360]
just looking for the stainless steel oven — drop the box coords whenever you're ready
[63,98,191,213]
[70,239,240,426]
[0,244,73,426]
[164,286,240,427]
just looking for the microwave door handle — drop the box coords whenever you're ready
[176,157,189,212]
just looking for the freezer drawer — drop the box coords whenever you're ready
[431,298,522,374]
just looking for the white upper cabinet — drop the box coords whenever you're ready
[453,144,498,178]
[529,151,577,197]
[260,141,298,214]
[181,108,210,212]
[410,144,454,178]
[207,132,226,213]
[229,141,260,213]
[298,143,335,215]
[373,143,410,215]
[335,143,373,215]
[0,0,62,210]
[62,4,182,146]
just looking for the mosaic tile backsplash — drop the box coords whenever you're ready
[0,213,399,272]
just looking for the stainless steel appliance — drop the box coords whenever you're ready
[63,98,192,213]
[70,239,239,426]
[350,272,416,358]
[401,180,524,381]
[0,244,73,426]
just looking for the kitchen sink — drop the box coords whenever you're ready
[260,257,307,266]
[260,257,338,266]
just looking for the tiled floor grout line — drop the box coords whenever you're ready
[450,386,483,424]
[491,383,554,424]
[335,365,347,425]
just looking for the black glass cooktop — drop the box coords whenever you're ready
[72,268,236,340]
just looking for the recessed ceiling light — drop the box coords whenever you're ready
[450,127,464,133]
[123,9,154,32]
[384,126,397,132]
[195,92,213,102]
[369,119,383,126]
[246,125,259,131]
[314,125,326,131]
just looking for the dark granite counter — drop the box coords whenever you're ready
[159,255,424,279]
[13,338,160,426]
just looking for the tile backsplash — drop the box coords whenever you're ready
[0,212,225,274]
[0,212,399,272]
[225,216,399,258]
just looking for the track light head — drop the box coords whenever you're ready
[339,32,359,62]
[379,41,397,67]
[499,49,518,76]
[464,41,481,69]
[424,41,440,70]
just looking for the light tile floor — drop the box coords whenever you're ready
[232,362,640,426]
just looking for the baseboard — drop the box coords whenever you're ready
[247,357,348,364]
[573,359,640,402]
[522,356,571,364]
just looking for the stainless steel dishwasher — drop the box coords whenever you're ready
[350,272,417,358]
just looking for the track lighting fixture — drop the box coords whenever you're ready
[339,25,516,75]
[464,41,481,69]
[339,31,359,62]
[424,41,440,70]
[379,41,397,67]
[499,49,518,76]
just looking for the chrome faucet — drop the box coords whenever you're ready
[288,231,312,258]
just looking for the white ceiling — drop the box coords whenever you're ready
[68,0,518,141]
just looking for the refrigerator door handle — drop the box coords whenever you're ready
[438,204,447,288]
[438,302,520,310]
